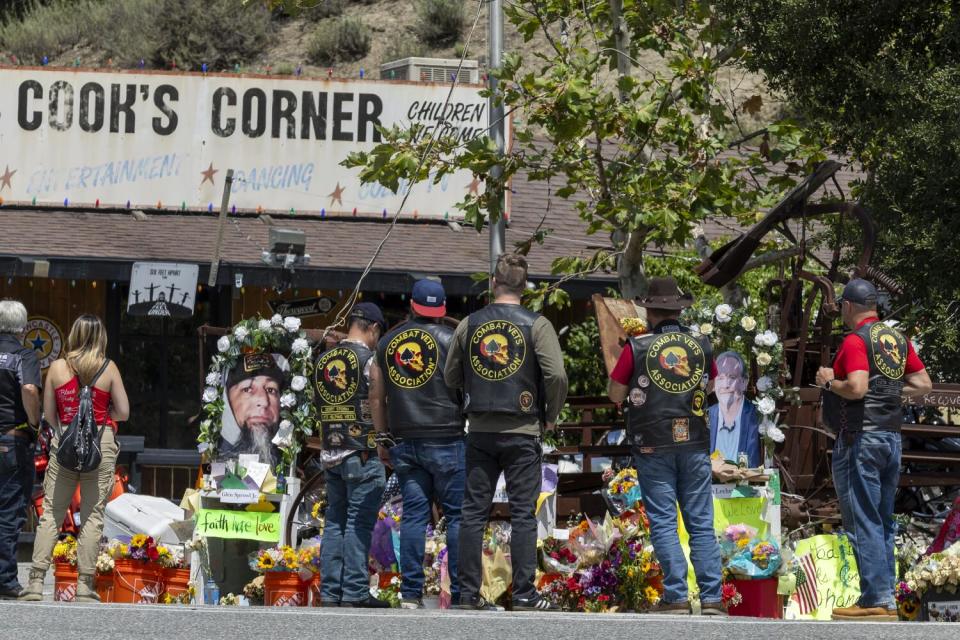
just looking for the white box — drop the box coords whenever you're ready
[103,493,187,545]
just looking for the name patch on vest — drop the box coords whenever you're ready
[315,346,360,405]
[645,333,706,394]
[870,323,907,380]
[469,320,526,381]
[384,328,439,389]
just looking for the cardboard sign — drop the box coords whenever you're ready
[195,508,280,542]
[128,262,199,317]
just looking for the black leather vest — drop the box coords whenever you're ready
[462,303,543,418]
[377,319,464,438]
[625,327,712,454]
[314,340,376,450]
[822,321,908,434]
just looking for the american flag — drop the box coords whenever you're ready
[794,553,820,614]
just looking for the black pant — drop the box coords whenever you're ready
[0,435,33,591]
[458,432,541,603]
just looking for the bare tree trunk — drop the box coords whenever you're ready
[618,227,649,300]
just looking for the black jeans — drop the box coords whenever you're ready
[458,432,541,603]
[0,435,33,591]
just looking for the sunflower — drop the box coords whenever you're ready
[257,554,275,571]
[131,534,149,548]
[281,548,299,569]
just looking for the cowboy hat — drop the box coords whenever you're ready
[634,277,694,310]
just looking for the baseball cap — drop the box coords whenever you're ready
[411,279,447,318]
[349,302,387,333]
[227,352,288,388]
[839,278,878,306]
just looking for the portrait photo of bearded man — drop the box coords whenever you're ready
[218,352,290,468]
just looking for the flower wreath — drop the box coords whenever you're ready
[680,301,793,456]
[197,314,316,473]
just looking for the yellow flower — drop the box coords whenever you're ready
[627,568,635,578]
[131,534,148,548]
[644,586,660,603]
[736,538,750,549]
[257,554,275,571]
[641,561,652,574]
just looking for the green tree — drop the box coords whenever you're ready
[344,0,824,309]
[722,0,960,377]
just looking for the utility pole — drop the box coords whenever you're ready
[208,169,234,287]
[488,0,506,276]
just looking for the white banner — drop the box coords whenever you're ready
[0,66,493,219]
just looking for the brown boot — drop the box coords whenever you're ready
[18,568,45,602]
[701,601,728,616]
[75,574,101,603]
[831,604,897,621]
[647,600,691,615]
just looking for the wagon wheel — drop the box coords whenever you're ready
[284,469,326,547]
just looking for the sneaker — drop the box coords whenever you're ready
[831,604,897,621]
[342,597,392,609]
[455,597,504,611]
[0,586,22,600]
[400,597,424,610]
[647,600,692,615]
[701,601,727,617]
[319,600,341,608]
[512,595,560,612]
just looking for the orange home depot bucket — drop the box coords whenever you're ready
[96,573,115,603]
[112,559,163,604]
[53,563,78,602]
[263,571,308,607]
[162,567,192,602]
[307,573,322,607]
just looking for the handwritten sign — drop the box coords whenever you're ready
[195,508,280,542]
[784,534,860,620]
[218,489,261,504]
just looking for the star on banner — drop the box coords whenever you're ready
[0,166,16,191]
[30,331,46,352]
[200,163,218,186]
[467,177,482,196]
[328,182,345,207]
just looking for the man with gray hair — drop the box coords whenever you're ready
[0,300,41,598]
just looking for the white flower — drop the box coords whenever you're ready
[280,392,297,408]
[202,387,218,403]
[756,352,773,367]
[217,336,231,353]
[700,308,712,319]
[756,396,777,415]
[756,376,773,392]
[690,324,701,336]
[291,338,310,355]
[272,419,294,447]
[740,316,757,332]
[283,316,301,332]
[205,372,220,386]
[234,326,249,341]
[765,425,785,443]
[271,314,283,325]
[200,419,211,430]
[762,330,779,347]
[258,319,272,331]
[714,304,733,324]
[290,375,308,392]
[734,335,742,342]
[700,323,714,336]
[197,442,209,453]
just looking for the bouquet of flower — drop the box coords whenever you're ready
[483,521,512,554]
[371,574,401,607]
[53,535,78,566]
[620,317,648,337]
[905,540,960,594]
[109,534,161,563]
[298,543,322,575]
[156,544,184,569]
[602,468,643,516]
[243,575,265,605]
[611,537,663,611]
[539,537,578,575]
[722,530,781,579]
[721,581,743,609]
[577,560,619,612]
[721,524,758,556]
[95,551,114,575]
[219,593,240,605]
[252,545,299,573]
[896,581,921,620]
[539,574,583,611]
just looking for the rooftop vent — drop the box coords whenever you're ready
[380,57,480,84]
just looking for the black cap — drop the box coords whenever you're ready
[227,352,286,388]
[840,278,878,306]
[349,302,387,333]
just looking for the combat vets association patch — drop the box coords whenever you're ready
[672,417,690,443]
[385,328,439,389]
[692,390,706,417]
[469,320,527,381]
[870,323,907,380]
[519,390,535,412]
[645,333,706,394]
[315,347,360,404]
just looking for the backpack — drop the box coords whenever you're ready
[56,359,110,473]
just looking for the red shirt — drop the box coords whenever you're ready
[55,377,117,430]
[610,324,717,385]
[832,317,925,378]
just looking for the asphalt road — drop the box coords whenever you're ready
[0,601,957,640]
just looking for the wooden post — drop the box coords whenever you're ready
[208,169,234,288]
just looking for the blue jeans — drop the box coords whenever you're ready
[832,430,900,608]
[0,435,34,591]
[320,453,385,603]
[389,437,465,601]
[633,449,722,604]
